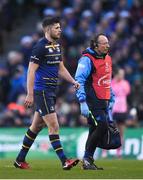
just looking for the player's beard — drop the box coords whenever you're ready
[51,33,60,41]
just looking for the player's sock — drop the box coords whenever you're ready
[16,128,37,162]
[49,134,67,164]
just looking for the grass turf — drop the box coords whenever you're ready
[0,159,143,179]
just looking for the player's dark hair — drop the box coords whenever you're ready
[90,33,106,49]
[42,16,60,28]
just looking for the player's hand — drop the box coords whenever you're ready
[80,101,89,118]
[73,81,80,90]
[24,94,34,108]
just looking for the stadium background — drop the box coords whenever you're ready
[0,0,143,161]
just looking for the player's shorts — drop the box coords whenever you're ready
[34,90,56,116]
[113,112,128,124]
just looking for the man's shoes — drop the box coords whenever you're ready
[63,158,79,170]
[82,157,103,170]
[14,159,79,170]
[14,160,30,169]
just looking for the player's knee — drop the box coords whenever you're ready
[49,123,59,134]
[30,123,44,133]
[37,123,45,132]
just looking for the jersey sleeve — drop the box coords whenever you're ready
[30,43,44,64]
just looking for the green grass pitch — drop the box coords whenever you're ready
[0,159,143,179]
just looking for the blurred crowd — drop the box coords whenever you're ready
[0,0,143,128]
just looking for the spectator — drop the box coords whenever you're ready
[20,36,33,68]
[0,65,10,105]
[1,0,143,128]
[112,68,131,157]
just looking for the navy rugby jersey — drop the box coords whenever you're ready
[30,38,62,92]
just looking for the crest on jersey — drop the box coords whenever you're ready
[50,106,55,111]
[55,56,59,60]
[48,48,53,53]
[56,47,60,52]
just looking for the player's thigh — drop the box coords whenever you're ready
[30,111,46,133]
[34,90,56,117]
[34,90,58,132]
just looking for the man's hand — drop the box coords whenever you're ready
[80,101,89,118]
[73,81,80,90]
[24,94,34,108]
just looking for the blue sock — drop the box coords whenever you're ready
[49,134,67,164]
[16,128,37,162]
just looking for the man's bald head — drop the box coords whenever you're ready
[90,34,110,55]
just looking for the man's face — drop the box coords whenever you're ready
[96,35,110,54]
[117,69,125,80]
[48,23,62,40]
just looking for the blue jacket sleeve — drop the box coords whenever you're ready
[108,88,115,122]
[108,87,115,111]
[75,56,91,102]
[110,88,115,103]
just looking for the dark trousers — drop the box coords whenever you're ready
[85,120,108,155]
[85,86,109,156]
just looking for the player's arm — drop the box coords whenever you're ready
[58,61,80,89]
[24,43,43,108]
[24,62,39,108]
[27,62,39,95]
